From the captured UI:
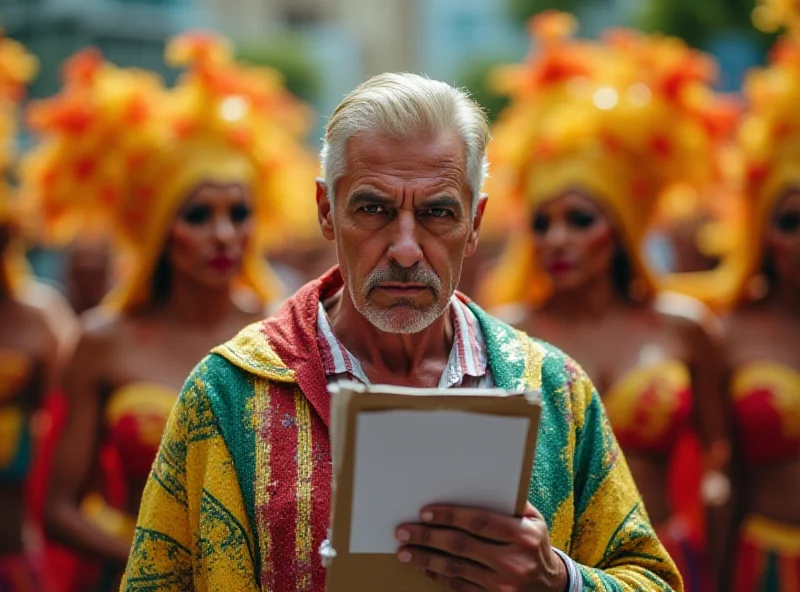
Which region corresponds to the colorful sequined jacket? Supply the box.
[121,268,682,592]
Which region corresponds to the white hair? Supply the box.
[319,73,490,215]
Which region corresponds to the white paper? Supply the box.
[348,409,531,554]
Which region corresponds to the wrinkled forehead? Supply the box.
[342,130,469,196]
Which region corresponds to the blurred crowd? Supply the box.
[0,0,798,590]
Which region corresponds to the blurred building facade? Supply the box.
[2,0,213,101]
[418,0,527,82]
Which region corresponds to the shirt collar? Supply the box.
[316,295,488,388]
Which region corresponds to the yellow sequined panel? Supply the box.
[213,322,295,382]
[517,329,545,392]
[187,385,259,591]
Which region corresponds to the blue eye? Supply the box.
[427,208,451,218]
[362,205,386,215]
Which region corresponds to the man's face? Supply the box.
[317,130,486,333]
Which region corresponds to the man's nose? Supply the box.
[387,210,423,268]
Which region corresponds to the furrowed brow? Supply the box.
[347,189,395,209]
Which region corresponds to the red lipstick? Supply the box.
[547,259,576,274]
[208,255,236,272]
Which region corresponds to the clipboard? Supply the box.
[322,380,542,592]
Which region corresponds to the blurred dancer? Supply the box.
[479,14,733,590]
[0,33,59,591]
[21,33,314,589]
[653,186,723,275]
[266,206,336,293]
[456,179,515,297]
[721,2,800,589]
[63,238,111,315]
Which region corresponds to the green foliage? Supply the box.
[633,0,773,50]
[507,0,583,24]
[237,36,321,103]
[457,57,512,122]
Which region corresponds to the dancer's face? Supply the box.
[167,182,254,290]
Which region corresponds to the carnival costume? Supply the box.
[718,2,800,589]
[0,31,53,592]
[0,31,38,480]
[477,13,737,590]
[20,32,316,579]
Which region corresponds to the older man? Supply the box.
[122,74,681,592]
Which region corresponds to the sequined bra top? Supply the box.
[602,360,693,457]
[0,349,34,483]
[732,362,800,465]
[104,382,178,481]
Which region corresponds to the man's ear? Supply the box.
[465,192,488,258]
[316,178,335,241]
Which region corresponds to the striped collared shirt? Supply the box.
[316,296,493,388]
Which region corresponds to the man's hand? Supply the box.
[395,503,569,592]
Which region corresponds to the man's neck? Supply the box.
[325,288,455,385]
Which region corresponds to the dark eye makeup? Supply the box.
[567,209,597,229]
[775,211,800,234]
[180,203,252,225]
[181,204,213,225]
[532,208,597,234]
[230,203,252,224]
[532,213,549,234]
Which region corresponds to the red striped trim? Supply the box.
[265,382,301,591]
[309,407,333,592]
[256,381,332,592]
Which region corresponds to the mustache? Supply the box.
[363,263,442,296]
